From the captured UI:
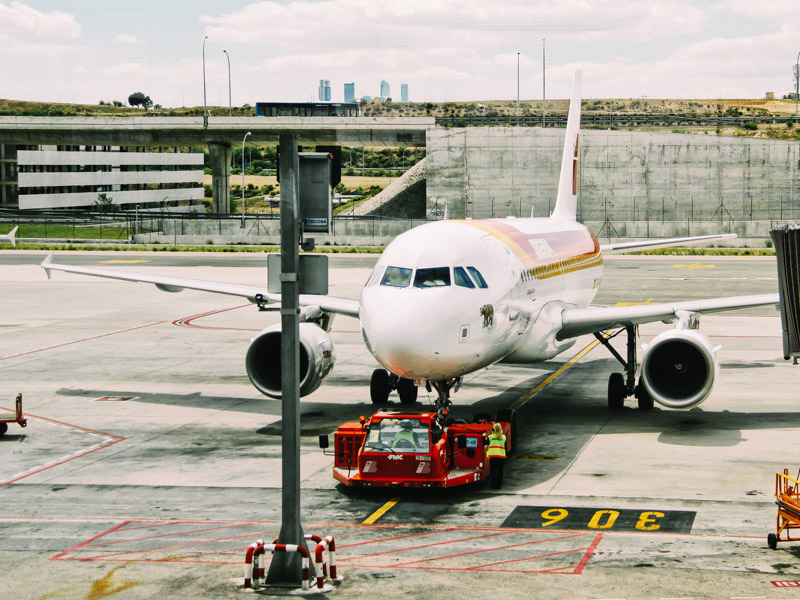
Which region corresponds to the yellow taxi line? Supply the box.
[363,497,401,524]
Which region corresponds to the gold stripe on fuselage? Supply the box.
[459,219,603,280]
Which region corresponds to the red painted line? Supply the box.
[0,321,167,361]
[573,532,603,574]
[110,519,270,534]
[336,527,458,552]
[338,530,514,562]
[51,521,131,561]
[84,523,265,549]
[172,305,258,332]
[390,532,588,568]
[0,411,125,488]
[56,529,280,562]
[466,543,595,571]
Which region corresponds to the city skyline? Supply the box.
[1,1,798,108]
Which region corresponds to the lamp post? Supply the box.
[223,49,232,117]
[795,51,799,119]
[542,38,546,127]
[516,52,520,118]
[241,131,251,228]
[202,36,208,127]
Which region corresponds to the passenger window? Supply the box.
[380,266,413,288]
[414,267,450,288]
[453,267,475,288]
[467,267,488,289]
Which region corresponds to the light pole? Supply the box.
[223,49,232,117]
[795,51,799,119]
[516,52,520,118]
[202,36,208,127]
[542,39,546,127]
[241,131,251,228]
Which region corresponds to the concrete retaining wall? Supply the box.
[427,128,800,223]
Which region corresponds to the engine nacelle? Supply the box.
[640,328,720,409]
[245,322,335,398]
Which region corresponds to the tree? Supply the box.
[94,193,114,212]
[128,92,153,109]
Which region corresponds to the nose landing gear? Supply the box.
[370,369,418,405]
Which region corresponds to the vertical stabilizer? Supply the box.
[551,70,582,220]
[2,226,17,246]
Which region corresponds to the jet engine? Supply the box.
[639,328,719,409]
[245,322,335,398]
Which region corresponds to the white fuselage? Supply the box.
[359,216,604,381]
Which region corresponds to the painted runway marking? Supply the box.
[673,263,715,271]
[363,497,401,524]
[99,260,151,264]
[52,520,601,575]
[0,321,167,361]
[0,409,125,488]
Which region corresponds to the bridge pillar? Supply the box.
[209,142,232,214]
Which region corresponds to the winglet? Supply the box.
[41,252,54,280]
[551,69,582,221]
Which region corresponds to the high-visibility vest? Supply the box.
[486,433,506,458]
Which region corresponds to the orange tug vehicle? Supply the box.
[319,408,516,489]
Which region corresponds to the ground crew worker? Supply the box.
[393,420,417,450]
[486,422,507,489]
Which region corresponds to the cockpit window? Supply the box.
[380,266,413,288]
[414,267,450,288]
[467,266,488,289]
[364,418,430,453]
[453,267,475,288]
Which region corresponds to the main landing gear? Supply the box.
[370,369,418,405]
[594,324,654,411]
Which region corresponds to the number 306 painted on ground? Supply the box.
[540,508,665,531]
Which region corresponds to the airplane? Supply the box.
[40,70,779,420]
[0,226,17,246]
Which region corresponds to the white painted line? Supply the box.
[10,472,25,479]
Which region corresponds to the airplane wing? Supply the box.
[40,253,360,318]
[599,233,737,253]
[558,293,779,339]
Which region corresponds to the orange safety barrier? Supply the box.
[769,468,800,549]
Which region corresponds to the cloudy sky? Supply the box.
[1,0,798,108]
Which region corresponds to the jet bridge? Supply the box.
[770,225,800,361]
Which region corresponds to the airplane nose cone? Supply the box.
[361,291,465,379]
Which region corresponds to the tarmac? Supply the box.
[1,250,798,600]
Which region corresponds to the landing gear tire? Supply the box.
[608,373,626,410]
[496,408,518,455]
[0,422,7,436]
[397,378,418,405]
[768,533,778,550]
[370,369,391,404]
[635,382,654,410]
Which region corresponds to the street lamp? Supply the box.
[542,38,546,127]
[202,36,208,127]
[223,49,232,117]
[241,131,251,228]
[516,52,520,118]
[795,51,799,119]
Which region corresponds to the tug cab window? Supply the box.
[467,266,488,288]
[414,267,450,288]
[364,418,430,453]
[380,266,413,288]
[453,266,475,288]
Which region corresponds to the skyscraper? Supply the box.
[401,83,408,102]
[344,83,355,104]
[318,79,331,102]
[380,79,390,99]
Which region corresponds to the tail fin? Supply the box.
[3,226,17,246]
[551,70,582,221]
